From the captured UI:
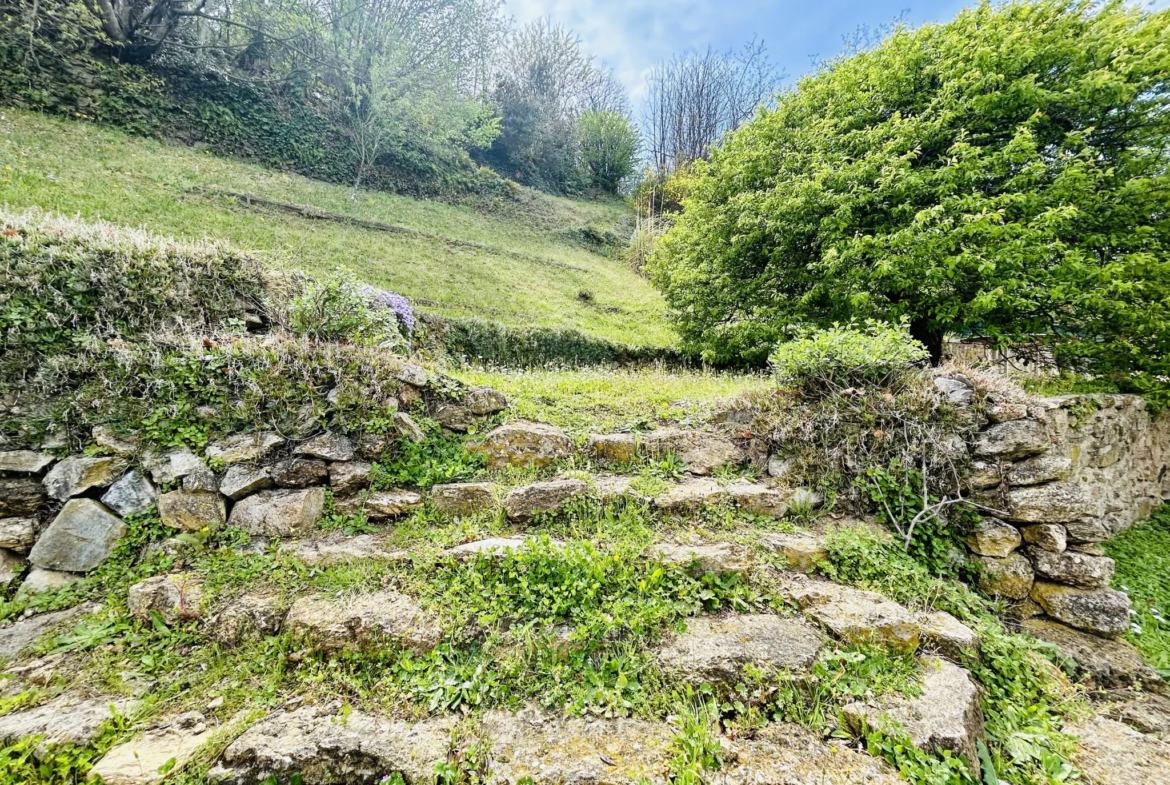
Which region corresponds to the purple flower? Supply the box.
[359,285,416,338]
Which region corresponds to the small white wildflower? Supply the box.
[1131,623,1142,634]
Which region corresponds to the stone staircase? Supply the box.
[2,377,1170,784]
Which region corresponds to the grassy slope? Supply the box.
[0,109,674,348]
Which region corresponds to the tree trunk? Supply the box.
[910,318,944,366]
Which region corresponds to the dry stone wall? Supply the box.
[964,392,1170,638]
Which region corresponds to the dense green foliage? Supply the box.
[0,210,264,382]
[578,111,640,193]
[650,1,1170,368]
[1106,505,1170,676]
[434,316,685,368]
[0,0,503,197]
[770,322,928,395]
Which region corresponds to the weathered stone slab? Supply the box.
[91,712,217,785]
[728,481,788,517]
[467,386,507,415]
[0,603,94,658]
[917,610,981,660]
[480,709,673,785]
[143,449,206,486]
[0,548,21,587]
[91,426,141,457]
[228,488,325,537]
[158,490,226,532]
[712,722,902,785]
[101,470,157,517]
[362,490,424,519]
[1021,523,1067,553]
[0,451,54,474]
[218,465,273,500]
[0,478,46,517]
[431,482,497,516]
[587,433,638,464]
[128,573,204,624]
[17,567,79,595]
[789,581,920,654]
[656,614,822,684]
[1022,618,1165,693]
[327,461,371,495]
[43,456,127,500]
[205,432,283,466]
[208,705,453,785]
[654,478,727,511]
[1030,582,1131,637]
[1069,716,1170,785]
[641,428,745,475]
[209,592,285,646]
[183,468,218,493]
[973,551,1034,599]
[1028,547,1114,589]
[286,590,443,653]
[502,479,586,522]
[433,403,471,432]
[29,499,125,572]
[0,517,36,553]
[443,537,534,561]
[393,363,429,387]
[1065,518,1111,544]
[468,421,573,469]
[966,518,1021,558]
[1002,482,1104,524]
[296,432,356,462]
[843,658,986,775]
[271,458,328,488]
[649,542,753,573]
[971,420,1050,460]
[1103,693,1170,739]
[278,535,407,567]
[393,412,427,443]
[763,533,828,573]
[0,694,138,751]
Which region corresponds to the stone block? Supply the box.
[468,421,573,469]
[1030,581,1131,637]
[43,456,127,500]
[29,499,125,572]
[228,488,326,537]
[158,490,226,532]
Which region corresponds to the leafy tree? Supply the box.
[578,110,638,193]
[478,19,628,194]
[649,1,1170,369]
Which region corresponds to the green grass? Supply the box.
[0,108,673,348]
[450,365,770,435]
[1106,506,1170,675]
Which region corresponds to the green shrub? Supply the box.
[0,209,264,380]
[650,1,1170,368]
[288,270,409,353]
[432,315,686,368]
[769,322,928,395]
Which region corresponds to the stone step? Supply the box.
[207,703,901,785]
[655,613,823,684]
[842,657,987,776]
[782,575,921,654]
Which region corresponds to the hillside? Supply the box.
[2,206,1170,785]
[0,109,674,352]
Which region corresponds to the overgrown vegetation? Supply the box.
[651,0,1170,374]
[0,110,672,352]
[1106,505,1170,676]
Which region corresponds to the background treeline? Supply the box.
[0,0,648,198]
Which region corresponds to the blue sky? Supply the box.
[504,0,1170,107]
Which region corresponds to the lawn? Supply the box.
[0,109,674,348]
[451,365,771,436]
